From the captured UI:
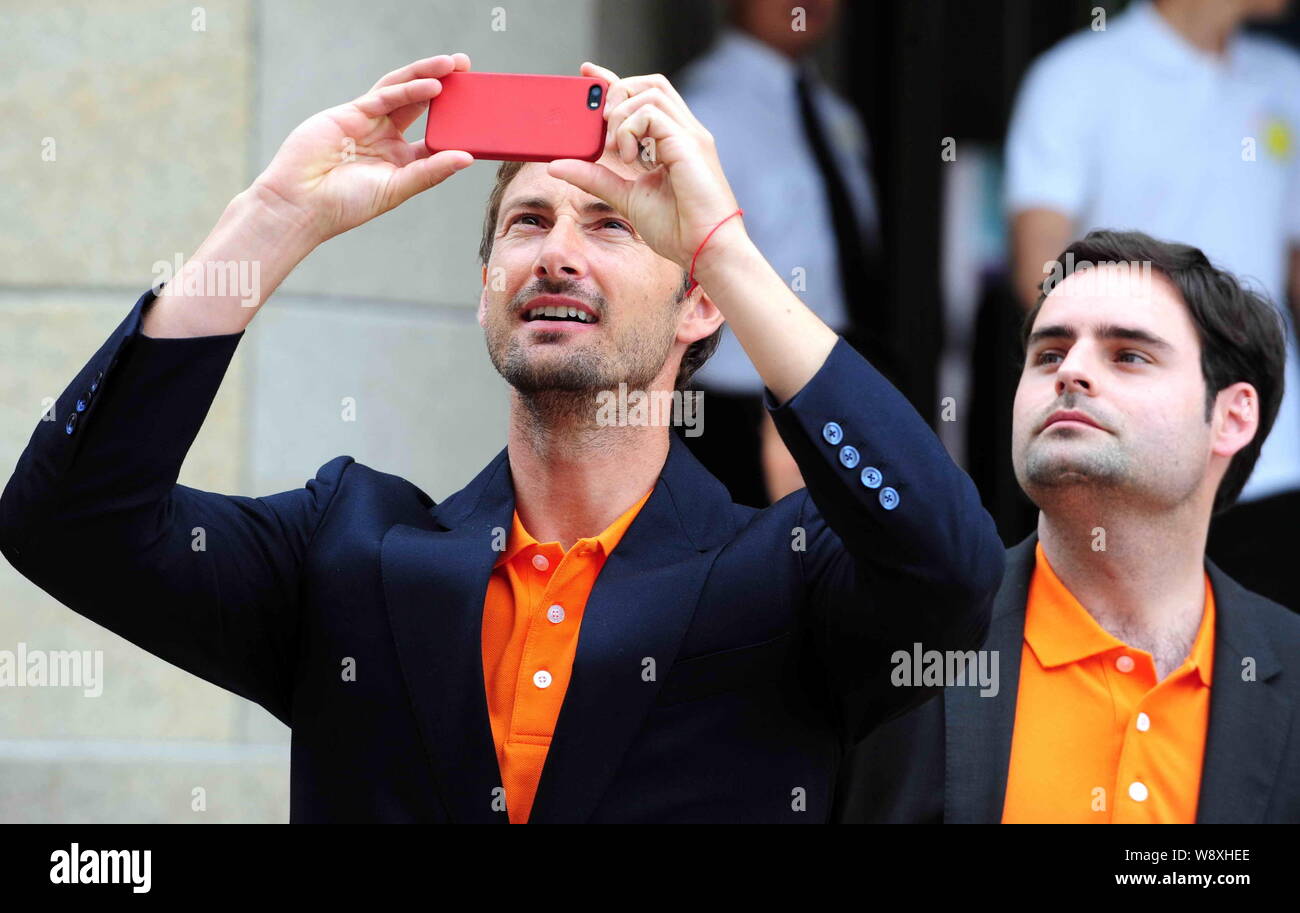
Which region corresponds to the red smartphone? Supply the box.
[424,72,608,163]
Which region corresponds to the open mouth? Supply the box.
[522,305,598,324]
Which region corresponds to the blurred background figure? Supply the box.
[1005,0,1300,610]
[672,0,891,507]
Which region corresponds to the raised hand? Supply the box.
[248,53,476,245]
[546,63,743,273]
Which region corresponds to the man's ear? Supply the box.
[478,266,489,328]
[677,285,725,346]
[1211,381,1260,461]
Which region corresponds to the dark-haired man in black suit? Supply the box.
[839,231,1300,823]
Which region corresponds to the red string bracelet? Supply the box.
[686,208,744,294]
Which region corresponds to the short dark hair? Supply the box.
[1020,229,1287,515]
[478,160,721,391]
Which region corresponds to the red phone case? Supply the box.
[424,72,608,163]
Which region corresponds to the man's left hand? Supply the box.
[547,63,743,272]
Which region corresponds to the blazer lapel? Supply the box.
[380,447,515,823]
[941,537,1290,823]
[944,533,1033,823]
[1196,561,1287,823]
[527,432,736,823]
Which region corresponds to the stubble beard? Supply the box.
[1021,427,1133,492]
[484,284,684,432]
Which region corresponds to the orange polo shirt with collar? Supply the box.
[1001,542,1216,823]
[481,486,654,824]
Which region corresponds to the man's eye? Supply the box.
[1034,351,1062,365]
[601,219,631,232]
[512,214,542,227]
[1117,351,1149,364]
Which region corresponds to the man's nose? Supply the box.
[533,217,588,282]
[1054,346,1094,395]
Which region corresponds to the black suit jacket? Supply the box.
[0,288,1004,822]
[838,533,1300,823]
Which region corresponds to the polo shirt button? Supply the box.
[879,486,899,510]
[532,554,549,572]
[89,370,103,394]
[1115,654,1135,673]
[75,398,88,413]
[1128,781,1149,802]
[860,466,882,489]
[532,670,552,689]
[838,444,860,468]
[1135,712,1151,732]
[547,604,565,624]
[822,421,843,445]
[64,412,78,435]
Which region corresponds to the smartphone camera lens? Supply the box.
[588,84,602,109]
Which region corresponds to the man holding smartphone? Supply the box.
[0,54,1001,822]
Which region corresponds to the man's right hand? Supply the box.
[249,53,476,246]
[143,54,475,339]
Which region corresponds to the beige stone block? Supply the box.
[0,0,253,286]
[0,756,288,823]
[0,575,268,743]
[246,299,510,501]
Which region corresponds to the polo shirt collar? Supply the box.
[492,508,544,569]
[492,485,653,569]
[1189,578,1216,687]
[1025,541,1215,686]
[1024,541,1122,668]
[1127,0,1243,76]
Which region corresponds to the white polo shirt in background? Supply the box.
[677,26,880,395]
[1005,0,1300,502]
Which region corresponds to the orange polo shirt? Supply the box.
[481,487,653,824]
[1001,542,1216,823]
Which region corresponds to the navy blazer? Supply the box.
[837,534,1300,823]
[0,288,1003,822]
